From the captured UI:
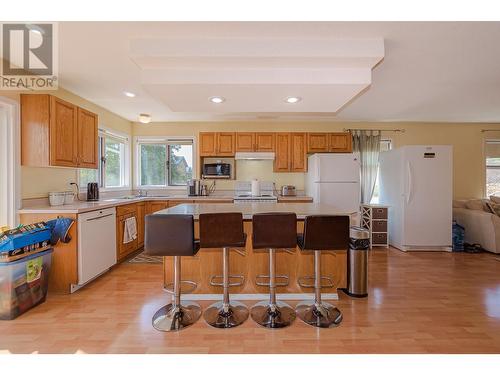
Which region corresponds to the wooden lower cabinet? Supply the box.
[146,201,169,214]
[116,202,148,262]
[19,213,78,294]
[136,202,145,248]
[116,211,138,261]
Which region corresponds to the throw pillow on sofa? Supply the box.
[490,195,500,204]
[465,199,490,212]
[486,201,500,216]
[453,200,468,208]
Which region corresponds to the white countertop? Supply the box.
[18,195,235,214]
[155,202,354,220]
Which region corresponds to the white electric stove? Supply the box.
[233,181,278,203]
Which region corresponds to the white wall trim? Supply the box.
[133,135,197,189]
[0,96,21,227]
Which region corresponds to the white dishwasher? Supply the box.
[72,207,117,293]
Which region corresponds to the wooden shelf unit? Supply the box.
[361,204,389,249]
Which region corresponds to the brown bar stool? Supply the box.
[296,215,349,328]
[251,212,297,328]
[144,214,201,332]
[199,212,249,328]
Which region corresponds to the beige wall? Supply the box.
[0,88,132,199]
[3,83,500,200]
[133,121,500,199]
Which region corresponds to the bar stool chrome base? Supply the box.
[296,301,342,328]
[152,301,202,332]
[250,301,296,329]
[204,301,249,329]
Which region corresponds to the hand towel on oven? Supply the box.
[123,217,137,244]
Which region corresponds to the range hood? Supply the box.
[234,152,275,160]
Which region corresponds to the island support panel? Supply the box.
[163,220,347,296]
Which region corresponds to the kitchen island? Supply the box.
[156,203,355,298]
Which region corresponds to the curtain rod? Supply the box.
[481,129,500,133]
[343,128,406,133]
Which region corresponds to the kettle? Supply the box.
[87,182,99,201]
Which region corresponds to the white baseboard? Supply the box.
[180,293,338,301]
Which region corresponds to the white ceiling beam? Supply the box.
[140,67,372,85]
[130,37,384,60]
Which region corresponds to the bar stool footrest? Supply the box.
[255,274,289,287]
[298,275,334,289]
[163,280,197,294]
[209,274,245,287]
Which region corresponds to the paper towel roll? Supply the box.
[251,179,260,196]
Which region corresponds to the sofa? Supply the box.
[453,198,500,254]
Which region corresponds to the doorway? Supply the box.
[0,96,20,228]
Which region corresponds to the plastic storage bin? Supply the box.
[0,248,53,320]
[452,221,465,252]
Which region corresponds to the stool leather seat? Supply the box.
[297,215,349,251]
[252,212,297,250]
[199,212,246,248]
[145,214,200,256]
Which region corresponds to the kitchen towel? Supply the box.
[123,217,137,244]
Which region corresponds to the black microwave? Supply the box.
[202,162,231,179]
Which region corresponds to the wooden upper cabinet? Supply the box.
[307,133,329,153]
[274,133,291,172]
[329,132,353,153]
[235,132,275,152]
[199,132,235,156]
[77,108,98,168]
[216,132,235,156]
[290,133,307,172]
[199,132,217,156]
[21,94,50,167]
[21,94,98,168]
[49,97,78,167]
[235,132,255,152]
[255,133,275,151]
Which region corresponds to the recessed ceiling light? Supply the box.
[209,96,225,104]
[285,96,301,104]
[124,91,136,98]
[138,114,152,124]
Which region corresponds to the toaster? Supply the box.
[281,185,296,196]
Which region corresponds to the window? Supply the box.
[136,138,194,187]
[485,140,500,197]
[78,130,129,190]
[370,139,392,204]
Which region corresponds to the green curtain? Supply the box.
[352,130,381,204]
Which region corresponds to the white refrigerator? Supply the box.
[379,145,452,251]
[305,153,361,213]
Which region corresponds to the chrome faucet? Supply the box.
[137,189,148,197]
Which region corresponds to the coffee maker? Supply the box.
[87,182,99,201]
[187,179,201,196]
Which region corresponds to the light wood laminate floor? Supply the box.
[1,248,500,354]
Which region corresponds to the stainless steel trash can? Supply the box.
[345,226,369,298]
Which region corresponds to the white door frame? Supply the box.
[0,96,21,227]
